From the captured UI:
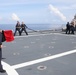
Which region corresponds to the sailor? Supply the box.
[66,22,70,34]
[14,21,21,36]
[0,30,6,73]
[70,22,75,34]
[20,22,28,35]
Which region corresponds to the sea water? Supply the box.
[0,24,63,32]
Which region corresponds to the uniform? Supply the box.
[14,21,21,36]
[0,32,6,73]
[66,22,70,34]
[21,23,28,35]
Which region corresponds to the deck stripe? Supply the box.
[2,61,19,75]
[11,49,76,69]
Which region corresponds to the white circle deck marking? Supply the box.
[31,42,35,44]
[13,53,16,55]
[49,46,54,48]
[2,61,19,75]
[24,46,29,48]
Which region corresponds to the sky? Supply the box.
[0,0,76,25]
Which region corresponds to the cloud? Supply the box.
[49,4,67,21]
[12,13,20,21]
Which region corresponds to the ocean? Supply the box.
[0,24,63,32]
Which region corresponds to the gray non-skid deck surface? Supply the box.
[1,31,76,75]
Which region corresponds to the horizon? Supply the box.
[0,23,66,31]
